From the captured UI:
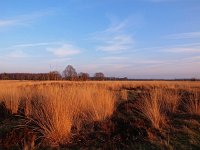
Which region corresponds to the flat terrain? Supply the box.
[0,81,200,149]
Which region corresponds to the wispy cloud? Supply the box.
[92,17,135,52]
[166,31,200,39]
[101,56,128,61]
[97,35,134,52]
[0,20,16,27]
[190,56,200,61]
[8,50,28,58]
[136,43,200,54]
[143,0,177,2]
[12,42,54,48]
[47,43,81,57]
[1,41,81,59]
[0,9,53,29]
[164,47,200,53]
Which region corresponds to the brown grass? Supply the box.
[138,88,181,129]
[186,89,200,115]
[0,82,116,146]
[160,88,180,113]
[138,89,167,129]
[0,80,200,146]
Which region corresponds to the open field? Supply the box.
[0,80,200,149]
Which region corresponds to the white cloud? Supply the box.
[0,20,17,27]
[137,43,200,54]
[190,56,200,60]
[13,42,54,48]
[143,0,177,2]
[166,31,200,39]
[49,58,72,63]
[0,10,53,29]
[92,17,135,52]
[47,43,80,57]
[165,47,200,53]
[101,56,128,61]
[104,17,131,33]
[8,50,28,58]
[97,35,134,52]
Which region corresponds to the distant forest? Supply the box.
[0,65,199,81]
[0,72,129,81]
[0,65,128,81]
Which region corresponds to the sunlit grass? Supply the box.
[0,80,200,146]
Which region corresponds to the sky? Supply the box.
[0,0,200,79]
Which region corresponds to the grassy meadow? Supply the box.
[0,80,200,149]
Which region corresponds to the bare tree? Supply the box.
[63,65,77,80]
[94,72,104,80]
[78,72,89,81]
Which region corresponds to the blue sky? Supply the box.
[0,0,200,79]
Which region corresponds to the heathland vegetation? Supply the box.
[0,80,200,149]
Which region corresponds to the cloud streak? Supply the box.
[166,31,200,39]
[143,0,178,2]
[12,42,54,48]
[0,20,17,27]
[136,43,200,54]
[92,17,135,52]
[8,50,28,58]
[0,9,53,29]
[47,43,80,57]
[164,47,200,53]
[97,35,134,52]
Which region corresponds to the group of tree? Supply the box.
[0,65,108,81]
[62,65,104,81]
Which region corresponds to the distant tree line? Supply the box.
[0,72,62,81]
[1,65,198,81]
[0,65,119,81]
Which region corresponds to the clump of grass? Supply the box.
[24,84,116,146]
[0,82,116,146]
[160,89,180,114]
[0,88,21,114]
[29,95,72,146]
[138,88,181,129]
[186,90,200,115]
[120,89,128,101]
[138,89,167,129]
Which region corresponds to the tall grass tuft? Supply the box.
[160,88,180,114]
[138,89,167,129]
[186,90,200,115]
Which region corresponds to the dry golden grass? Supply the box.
[0,80,200,145]
[138,88,181,129]
[186,89,200,115]
[159,88,180,113]
[0,81,116,146]
[138,89,167,129]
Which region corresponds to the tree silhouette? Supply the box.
[94,72,104,80]
[63,65,77,80]
[78,72,89,81]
